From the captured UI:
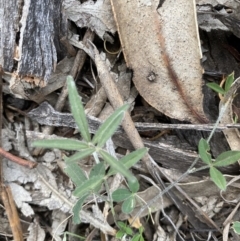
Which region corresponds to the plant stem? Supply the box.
[93,152,100,164]
[188,164,210,173]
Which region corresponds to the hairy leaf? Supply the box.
[92,104,129,147]
[89,162,105,178]
[67,76,91,142]
[72,194,89,224]
[33,139,89,150]
[65,148,95,162]
[198,138,212,165]
[213,151,240,167]
[73,175,103,197]
[64,162,87,186]
[112,188,131,202]
[107,148,147,176]
[99,150,135,183]
[209,167,226,190]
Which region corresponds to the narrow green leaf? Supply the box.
[112,188,132,202]
[33,139,89,151]
[116,231,124,239]
[99,150,135,183]
[67,76,91,142]
[132,234,141,241]
[73,175,103,197]
[206,82,226,95]
[107,148,148,176]
[117,221,133,235]
[64,148,95,162]
[209,167,226,190]
[125,225,134,236]
[198,138,212,165]
[64,162,87,186]
[117,221,127,230]
[225,72,234,92]
[122,196,136,214]
[89,162,105,179]
[140,235,145,241]
[92,104,129,147]
[232,221,240,234]
[72,194,89,224]
[213,151,240,167]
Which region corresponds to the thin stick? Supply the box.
[1,185,24,241]
[0,147,37,169]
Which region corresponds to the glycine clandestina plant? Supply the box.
[197,72,240,190]
[198,138,240,190]
[33,76,147,223]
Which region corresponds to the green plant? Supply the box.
[198,138,240,190]
[206,72,234,95]
[232,221,240,234]
[131,73,240,220]
[33,76,147,223]
[116,221,145,241]
[200,72,240,190]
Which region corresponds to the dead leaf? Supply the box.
[64,0,116,41]
[51,210,69,241]
[196,0,239,9]
[27,219,46,241]
[197,2,240,38]
[128,217,142,229]
[9,183,34,217]
[110,0,208,123]
[197,5,229,32]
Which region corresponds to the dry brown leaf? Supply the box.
[110,0,208,123]
[197,5,230,32]
[64,0,116,40]
[27,219,46,241]
[128,217,142,229]
[196,0,239,8]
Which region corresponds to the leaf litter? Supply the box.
[1,0,240,240]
